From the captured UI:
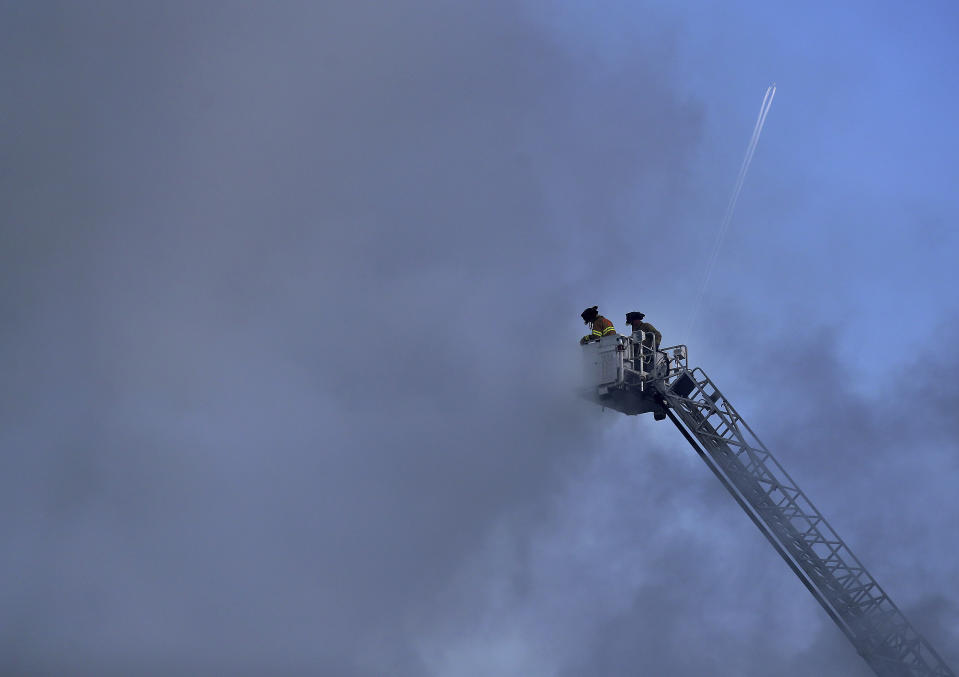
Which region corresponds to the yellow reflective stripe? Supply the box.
[602,326,616,335]
[591,330,602,337]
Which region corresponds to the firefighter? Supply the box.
[580,306,616,345]
[626,312,661,350]
[626,311,662,371]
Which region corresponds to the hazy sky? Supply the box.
[2,2,957,675]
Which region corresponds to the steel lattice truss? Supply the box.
[663,366,954,677]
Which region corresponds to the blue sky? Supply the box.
[547,0,959,380]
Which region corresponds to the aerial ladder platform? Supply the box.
[581,328,955,677]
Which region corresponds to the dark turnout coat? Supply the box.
[632,321,662,349]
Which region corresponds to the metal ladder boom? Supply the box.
[662,366,955,677]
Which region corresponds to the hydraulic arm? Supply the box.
[581,334,955,677]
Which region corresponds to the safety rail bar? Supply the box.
[628,335,688,387]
